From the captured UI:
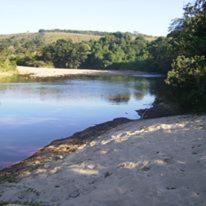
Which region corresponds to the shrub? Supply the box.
[16,56,52,68]
[0,58,16,72]
[166,55,206,111]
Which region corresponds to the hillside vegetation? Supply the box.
[0,31,101,43]
[0,30,155,44]
[42,32,101,43]
[0,30,158,70]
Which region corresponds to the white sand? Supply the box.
[17,66,160,79]
[0,115,206,206]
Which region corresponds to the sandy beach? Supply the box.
[0,115,206,206]
[17,66,161,79]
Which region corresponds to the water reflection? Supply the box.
[0,75,158,169]
[108,93,130,104]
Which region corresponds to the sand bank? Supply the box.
[0,115,206,206]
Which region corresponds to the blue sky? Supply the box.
[0,0,189,36]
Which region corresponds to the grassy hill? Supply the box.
[143,34,159,42]
[0,30,158,45]
[42,32,101,43]
[0,32,101,44]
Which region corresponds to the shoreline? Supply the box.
[0,118,131,182]
[137,98,182,119]
[0,114,205,205]
[0,100,178,178]
[0,71,18,81]
[16,66,162,79]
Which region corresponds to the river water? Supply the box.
[0,75,159,169]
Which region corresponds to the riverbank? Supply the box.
[0,71,18,82]
[137,98,182,119]
[0,115,206,206]
[17,66,161,79]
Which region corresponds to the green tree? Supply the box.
[43,40,90,68]
[166,55,206,111]
[85,32,148,69]
[165,0,206,111]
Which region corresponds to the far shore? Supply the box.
[0,70,17,79]
[17,66,162,79]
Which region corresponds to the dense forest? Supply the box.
[0,0,205,111]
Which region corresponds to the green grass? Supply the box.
[0,32,101,44]
[143,34,159,42]
[43,32,101,43]
[0,32,38,42]
[0,59,16,72]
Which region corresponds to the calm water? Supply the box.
[0,76,158,169]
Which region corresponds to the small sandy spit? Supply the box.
[17,66,161,79]
[0,115,206,206]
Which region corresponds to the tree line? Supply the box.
[38,29,109,36]
[15,32,152,71]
